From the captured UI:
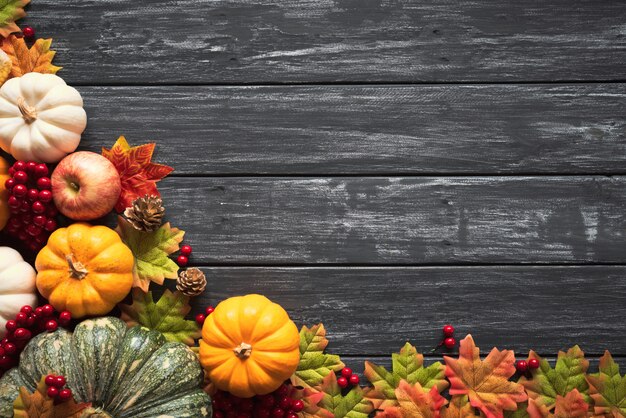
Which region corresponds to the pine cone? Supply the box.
[124,195,165,232]
[177,267,207,297]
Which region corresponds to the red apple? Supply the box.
[52,151,121,220]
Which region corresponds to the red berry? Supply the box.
[443,337,456,349]
[33,215,46,227]
[13,161,26,171]
[349,374,360,386]
[341,367,352,378]
[26,224,42,236]
[12,184,27,197]
[278,396,291,409]
[31,201,45,214]
[7,196,20,208]
[34,164,48,178]
[58,388,72,401]
[13,328,31,340]
[39,190,52,203]
[13,171,28,184]
[15,312,28,325]
[45,375,56,386]
[180,244,193,256]
[443,324,455,337]
[528,358,540,370]
[59,311,71,326]
[26,188,39,202]
[53,375,66,388]
[26,162,36,172]
[176,255,188,267]
[47,386,59,398]
[291,399,304,413]
[275,384,289,397]
[271,408,285,418]
[44,219,57,232]
[205,306,215,315]
[195,314,206,325]
[42,304,54,317]
[3,343,16,355]
[4,177,14,191]
[337,376,349,388]
[37,177,51,190]
[5,320,17,332]
[45,320,58,332]
[35,307,43,316]
[286,414,298,418]
[516,360,528,373]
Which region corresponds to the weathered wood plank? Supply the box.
[76,84,626,175]
[159,176,626,264]
[190,266,626,355]
[22,0,626,84]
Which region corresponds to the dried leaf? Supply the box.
[119,288,201,346]
[0,0,29,37]
[291,324,345,389]
[586,351,626,417]
[0,49,11,85]
[441,396,480,418]
[13,377,91,417]
[1,35,61,77]
[310,373,374,418]
[365,342,448,410]
[375,381,445,418]
[519,347,590,410]
[444,335,527,418]
[116,216,184,291]
[102,136,174,212]
[527,389,588,418]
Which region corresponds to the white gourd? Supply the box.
[0,247,37,338]
[0,72,87,162]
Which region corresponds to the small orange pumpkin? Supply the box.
[35,222,134,318]
[0,156,9,231]
[199,294,300,398]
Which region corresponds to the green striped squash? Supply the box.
[0,317,211,418]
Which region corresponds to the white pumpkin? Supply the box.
[0,72,87,162]
[0,247,37,338]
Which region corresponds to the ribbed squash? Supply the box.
[35,223,134,318]
[0,156,9,231]
[0,317,211,417]
[199,294,300,398]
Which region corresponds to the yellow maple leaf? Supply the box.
[444,335,527,418]
[1,35,62,78]
[375,381,445,418]
[440,395,480,418]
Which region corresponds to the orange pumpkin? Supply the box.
[199,294,300,398]
[0,156,9,231]
[35,222,134,318]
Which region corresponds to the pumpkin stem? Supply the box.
[17,96,37,124]
[234,342,253,359]
[66,254,88,280]
[80,407,113,418]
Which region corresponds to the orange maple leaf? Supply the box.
[444,335,527,418]
[375,381,445,418]
[527,389,588,418]
[13,377,91,417]
[1,35,62,78]
[102,136,174,212]
[0,0,30,37]
[440,396,479,418]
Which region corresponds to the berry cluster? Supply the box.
[195,305,215,326]
[177,244,193,267]
[44,374,73,401]
[0,305,71,377]
[4,161,59,252]
[337,367,359,388]
[516,357,540,375]
[442,324,456,349]
[212,384,304,418]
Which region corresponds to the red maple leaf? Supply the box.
[102,136,173,212]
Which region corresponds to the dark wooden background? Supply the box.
[18,0,626,373]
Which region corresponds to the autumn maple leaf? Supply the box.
[13,377,91,417]
[102,136,174,212]
[0,0,29,37]
[440,396,480,418]
[526,389,588,418]
[586,351,626,417]
[375,381,445,418]
[444,335,527,418]
[1,35,61,78]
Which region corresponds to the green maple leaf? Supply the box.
[314,373,373,418]
[116,216,184,291]
[119,288,201,346]
[586,351,626,417]
[0,0,29,37]
[519,347,589,410]
[291,324,345,388]
[364,342,448,410]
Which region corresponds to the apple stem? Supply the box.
[17,97,37,124]
[66,254,88,280]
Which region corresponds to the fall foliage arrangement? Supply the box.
[0,4,624,418]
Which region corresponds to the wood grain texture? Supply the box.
[77,84,626,175]
[158,176,626,264]
[190,266,626,355]
[21,0,626,84]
